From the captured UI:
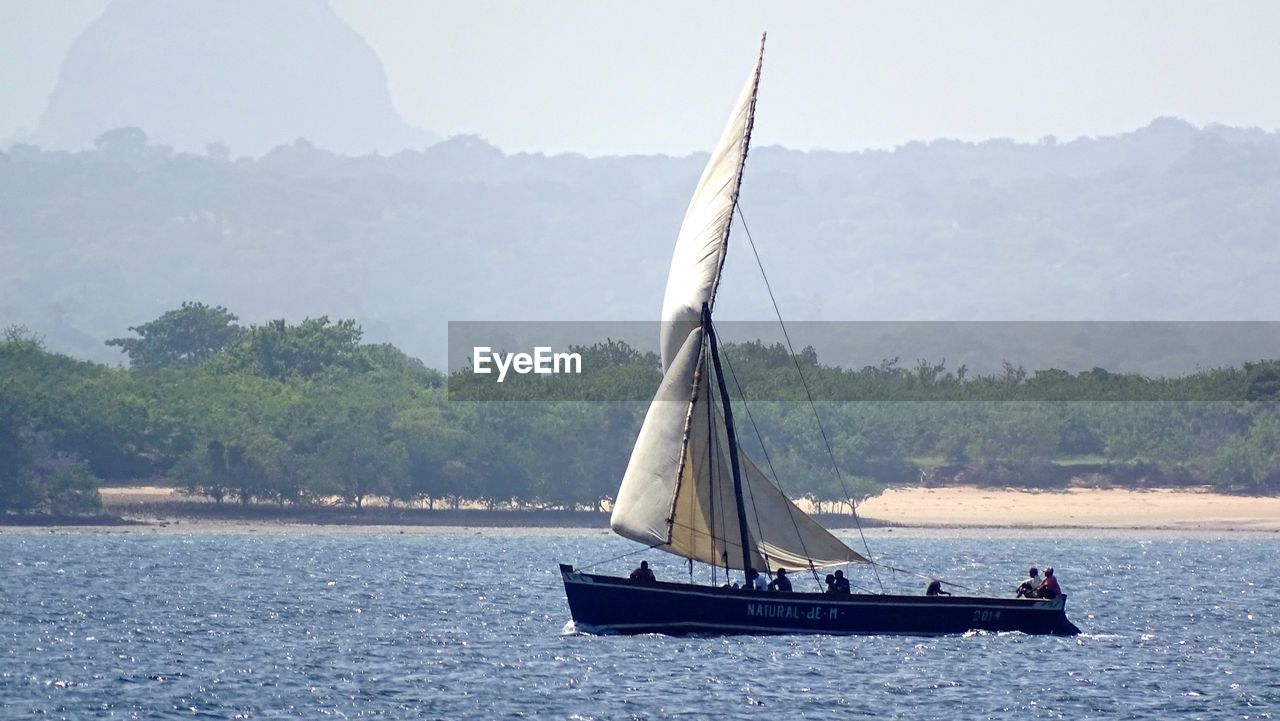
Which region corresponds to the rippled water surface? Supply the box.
[2,528,1277,719]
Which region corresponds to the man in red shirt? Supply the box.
[1035,567,1061,599]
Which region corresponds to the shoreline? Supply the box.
[3,485,1278,535]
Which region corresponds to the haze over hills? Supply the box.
[22,0,435,156]
[6,0,1277,374]
[3,118,1280,370]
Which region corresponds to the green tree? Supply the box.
[0,421,101,516]
[1244,362,1280,401]
[393,403,469,508]
[107,302,244,368]
[220,317,367,380]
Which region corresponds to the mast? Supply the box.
[702,302,754,576]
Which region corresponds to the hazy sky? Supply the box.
[4,1,1280,155]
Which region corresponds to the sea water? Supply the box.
[1,528,1276,719]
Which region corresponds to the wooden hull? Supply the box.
[560,564,1081,636]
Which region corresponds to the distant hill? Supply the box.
[3,119,1280,368]
[25,0,434,156]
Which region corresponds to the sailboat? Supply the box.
[559,36,1080,637]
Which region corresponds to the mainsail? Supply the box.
[610,36,867,572]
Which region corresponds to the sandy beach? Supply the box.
[856,486,1280,532]
[3,485,1277,534]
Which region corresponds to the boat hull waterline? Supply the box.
[561,565,1081,636]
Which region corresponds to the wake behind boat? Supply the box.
[559,35,1080,638]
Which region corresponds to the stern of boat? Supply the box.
[1051,593,1082,636]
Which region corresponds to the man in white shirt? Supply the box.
[1015,567,1041,598]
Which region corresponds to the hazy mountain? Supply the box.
[3,119,1280,369]
[25,0,435,156]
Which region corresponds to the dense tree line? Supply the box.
[3,304,1279,517]
[1,307,633,516]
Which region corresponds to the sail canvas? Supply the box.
[610,36,865,572]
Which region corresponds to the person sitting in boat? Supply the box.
[629,560,656,583]
[1015,567,1041,598]
[925,579,951,596]
[825,574,837,593]
[1032,567,1061,599]
[833,570,851,595]
[746,569,768,591]
[767,568,793,592]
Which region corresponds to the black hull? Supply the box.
[561,564,1080,637]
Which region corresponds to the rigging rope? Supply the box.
[864,560,993,596]
[733,204,884,592]
[578,544,660,572]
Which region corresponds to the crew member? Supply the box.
[1035,567,1061,599]
[629,560,656,583]
[1016,567,1041,598]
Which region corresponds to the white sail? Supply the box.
[658,41,762,370]
[610,36,867,572]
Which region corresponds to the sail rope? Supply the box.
[577,544,661,572]
[710,318,823,591]
[866,560,994,597]
[733,204,884,592]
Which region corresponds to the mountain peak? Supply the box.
[30,0,434,156]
